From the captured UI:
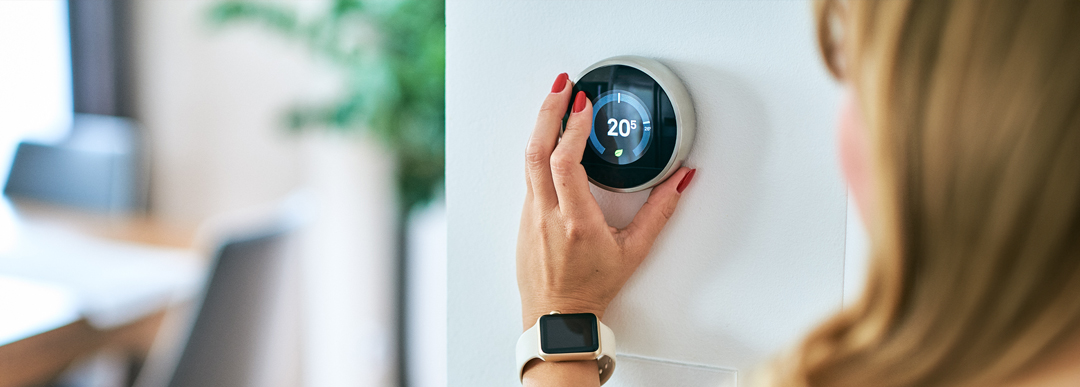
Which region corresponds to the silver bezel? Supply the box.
[573,56,696,193]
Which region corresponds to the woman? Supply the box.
[516,1,1080,386]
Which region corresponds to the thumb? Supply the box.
[620,167,696,257]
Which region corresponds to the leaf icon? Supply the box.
[614,149,623,157]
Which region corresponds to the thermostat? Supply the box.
[568,56,695,192]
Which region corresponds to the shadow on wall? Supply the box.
[597,61,775,373]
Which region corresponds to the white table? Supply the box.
[0,198,202,387]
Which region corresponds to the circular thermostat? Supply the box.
[568,56,695,192]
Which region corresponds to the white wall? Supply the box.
[447,2,848,386]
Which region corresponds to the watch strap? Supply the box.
[515,323,540,382]
[597,322,616,384]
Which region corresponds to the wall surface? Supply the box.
[447,1,848,386]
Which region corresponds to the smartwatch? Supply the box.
[515,312,617,384]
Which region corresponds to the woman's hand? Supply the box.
[517,73,697,330]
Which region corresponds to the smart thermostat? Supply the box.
[568,56,695,192]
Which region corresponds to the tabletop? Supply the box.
[0,197,202,387]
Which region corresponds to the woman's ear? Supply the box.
[838,89,873,226]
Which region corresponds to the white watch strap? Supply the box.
[516,323,540,382]
[515,318,617,385]
[598,323,616,384]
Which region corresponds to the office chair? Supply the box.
[134,195,306,387]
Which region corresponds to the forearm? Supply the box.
[522,359,601,387]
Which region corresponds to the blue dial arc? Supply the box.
[588,91,653,161]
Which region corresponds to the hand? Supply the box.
[517,73,697,330]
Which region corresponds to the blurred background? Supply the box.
[0,1,445,387]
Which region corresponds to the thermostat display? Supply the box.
[569,56,695,192]
[591,90,653,165]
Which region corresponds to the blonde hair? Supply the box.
[773,1,1080,386]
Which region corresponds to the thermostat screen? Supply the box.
[572,65,679,189]
[591,90,652,165]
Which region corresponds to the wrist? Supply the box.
[522,300,606,331]
[521,358,600,386]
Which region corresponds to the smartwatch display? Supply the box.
[539,313,600,354]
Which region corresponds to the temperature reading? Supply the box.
[588,88,652,165]
[606,118,637,137]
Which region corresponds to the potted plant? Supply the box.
[207,0,444,385]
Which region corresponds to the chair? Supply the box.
[3,114,146,214]
[134,195,307,387]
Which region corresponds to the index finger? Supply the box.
[550,91,602,218]
[524,73,573,209]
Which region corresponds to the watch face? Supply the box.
[571,64,679,190]
[539,313,599,354]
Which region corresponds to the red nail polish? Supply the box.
[551,73,569,93]
[572,91,587,113]
[677,169,697,193]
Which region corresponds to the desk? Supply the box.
[0,199,200,387]
[0,312,165,387]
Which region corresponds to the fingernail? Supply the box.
[551,73,569,93]
[676,169,697,193]
[572,91,587,113]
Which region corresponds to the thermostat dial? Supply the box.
[568,56,696,193]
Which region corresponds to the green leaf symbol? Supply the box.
[614,149,623,157]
